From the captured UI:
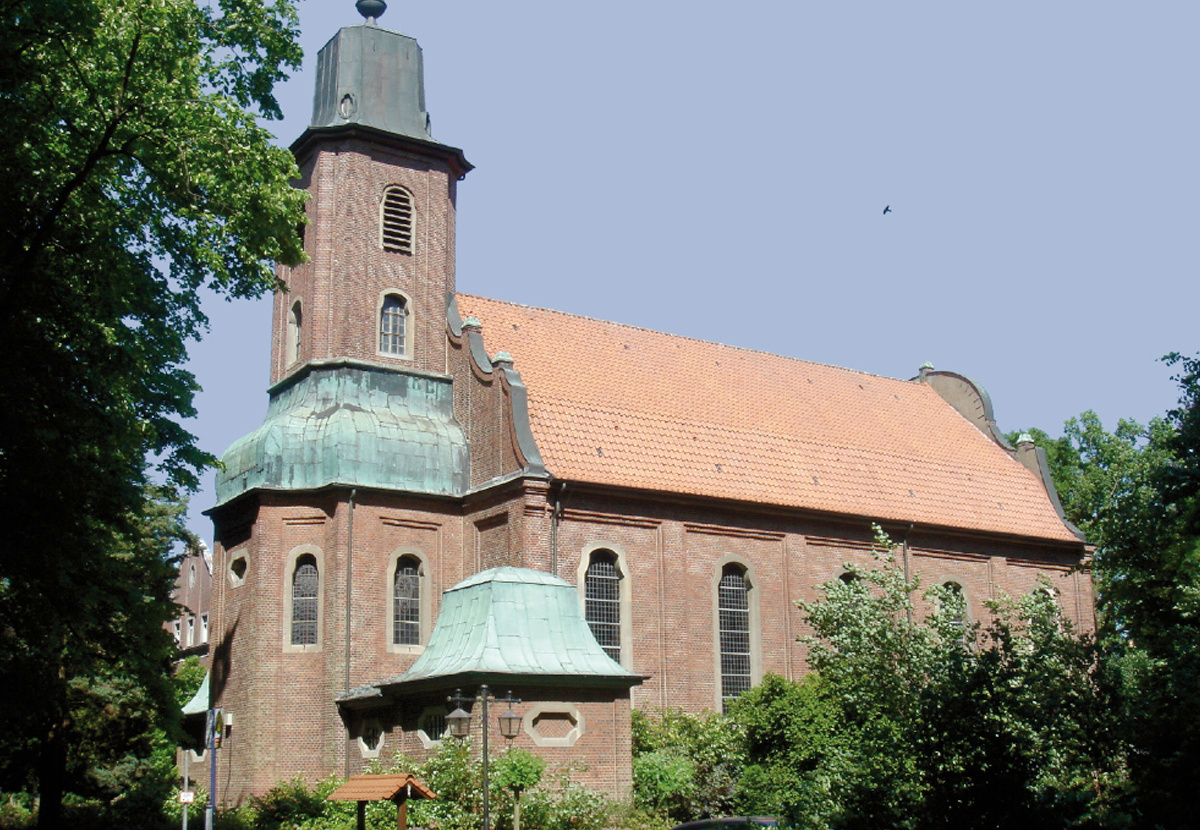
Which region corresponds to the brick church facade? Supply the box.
[203,4,1092,806]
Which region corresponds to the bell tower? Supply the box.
[208,3,475,799]
[270,0,471,382]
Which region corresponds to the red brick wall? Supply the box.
[206,122,1095,805]
[271,137,459,385]
[345,686,634,799]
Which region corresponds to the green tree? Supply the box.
[727,674,839,825]
[631,707,745,822]
[1017,356,1200,827]
[1007,413,1177,637]
[0,0,305,825]
[1106,353,1200,828]
[790,530,1126,829]
[492,748,545,830]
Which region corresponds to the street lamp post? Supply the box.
[447,686,522,830]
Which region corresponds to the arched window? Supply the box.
[291,554,319,646]
[379,294,408,356]
[381,185,414,254]
[286,300,302,365]
[584,549,621,662]
[393,556,421,646]
[942,581,967,632]
[718,563,751,711]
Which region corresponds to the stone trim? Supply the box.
[523,702,584,748]
[283,544,325,653]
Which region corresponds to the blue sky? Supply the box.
[183,1,1199,541]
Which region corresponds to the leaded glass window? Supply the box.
[393,558,421,646]
[719,564,751,711]
[379,294,407,355]
[585,550,621,662]
[291,555,319,646]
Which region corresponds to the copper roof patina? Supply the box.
[215,363,469,505]
[345,568,642,701]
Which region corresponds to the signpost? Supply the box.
[204,708,222,830]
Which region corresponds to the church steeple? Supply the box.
[269,5,470,385]
[309,2,433,142]
[213,4,476,507]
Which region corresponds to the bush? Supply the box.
[631,708,745,822]
[0,793,35,830]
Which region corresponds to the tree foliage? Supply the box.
[999,352,1200,828]
[631,707,745,822]
[724,530,1128,830]
[728,674,838,822]
[0,0,305,824]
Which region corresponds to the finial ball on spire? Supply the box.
[356,0,387,21]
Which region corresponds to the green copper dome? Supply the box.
[388,567,641,686]
[215,363,469,504]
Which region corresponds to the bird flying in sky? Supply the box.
[883,205,892,215]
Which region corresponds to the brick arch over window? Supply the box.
[712,557,761,712]
[284,545,324,652]
[387,549,431,653]
[377,291,411,358]
[576,543,633,669]
[380,184,414,254]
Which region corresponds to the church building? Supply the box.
[203,1,1092,805]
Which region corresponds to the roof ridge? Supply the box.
[456,293,918,385]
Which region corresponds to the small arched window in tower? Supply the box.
[393,556,421,646]
[718,563,751,712]
[287,301,302,365]
[381,185,414,254]
[291,554,319,646]
[379,294,408,356]
[585,550,621,662]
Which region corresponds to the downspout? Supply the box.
[551,481,568,578]
[902,522,914,624]
[344,488,357,778]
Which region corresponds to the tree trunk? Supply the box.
[36,724,67,830]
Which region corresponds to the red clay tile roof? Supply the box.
[456,294,1079,544]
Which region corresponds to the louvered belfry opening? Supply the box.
[381,185,414,253]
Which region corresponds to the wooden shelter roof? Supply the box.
[327,774,435,803]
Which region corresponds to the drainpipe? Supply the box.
[551,481,568,578]
[902,522,914,624]
[344,488,357,778]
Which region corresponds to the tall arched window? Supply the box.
[942,581,968,635]
[393,556,421,646]
[291,554,319,646]
[718,563,751,711]
[381,185,414,254]
[286,300,302,365]
[379,294,408,356]
[584,549,621,662]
